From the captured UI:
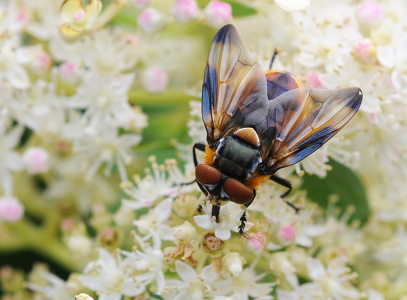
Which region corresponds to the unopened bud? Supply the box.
[222,253,246,277]
[173,221,197,243]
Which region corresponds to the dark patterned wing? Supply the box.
[202,24,268,145]
[265,70,302,101]
[255,87,363,173]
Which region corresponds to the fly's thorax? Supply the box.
[214,128,262,181]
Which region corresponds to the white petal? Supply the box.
[360,94,381,114]
[377,46,394,68]
[154,198,172,222]
[175,260,197,282]
[367,289,385,300]
[283,274,298,290]
[214,227,231,241]
[295,234,313,248]
[307,257,325,280]
[157,224,174,241]
[274,0,310,11]
[305,225,326,237]
[193,215,213,230]
[7,65,30,89]
[200,265,219,285]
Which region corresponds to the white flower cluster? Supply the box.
[0,0,148,216]
[2,0,407,300]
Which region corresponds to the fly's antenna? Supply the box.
[269,49,279,70]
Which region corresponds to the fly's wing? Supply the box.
[202,24,268,145]
[256,87,363,173]
[265,70,302,101]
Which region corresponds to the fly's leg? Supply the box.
[238,191,256,235]
[211,205,220,223]
[189,143,208,212]
[238,211,248,235]
[269,175,300,213]
[193,143,206,167]
[269,49,279,70]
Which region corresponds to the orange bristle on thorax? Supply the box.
[245,173,271,190]
[203,144,216,165]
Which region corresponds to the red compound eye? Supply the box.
[223,178,253,205]
[195,164,222,185]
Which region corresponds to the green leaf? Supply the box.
[109,8,138,28]
[129,90,194,166]
[226,0,257,17]
[197,0,257,17]
[300,159,369,225]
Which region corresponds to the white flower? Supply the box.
[213,267,274,299]
[0,44,33,89]
[164,260,219,299]
[66,72,137,134]
[277,274,319,299]
[134,198,174,241]
[80,248,144,300]
[374,227,407,279]
[307,256,360,299]
[50,28,140,75]
[123,232,166,295]
[0,121,23,194]
[193,201,251,240]
[122,158,181,210]
[24,1,60,40]
[279,256,360,300]
[274,0,310,11]
[11,80,67,139]
[319,58,387,114]
[291,3,361,72]
[28,272,74,300]
[73,128,141,181]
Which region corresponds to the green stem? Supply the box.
[1,219,77,273]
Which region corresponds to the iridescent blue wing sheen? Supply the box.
[202,24,268,145]
[255,87,363,173]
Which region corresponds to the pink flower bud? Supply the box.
[73,9,86,22]
[307,72,322,88]
[137,8,163,33]
[23,147,50,174]
[16,6,30,24]
[171,0,199,23]
[142,66,168,93]
[352,39,377,63]
[278,225,296,244]
[35,52,52,73]
[357,2,384,28]
[204,0,232,28]
[0,196,24,222]
[59,62,79,83]
[246,232,266,253]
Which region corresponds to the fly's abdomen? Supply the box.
[214,135,262,181]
